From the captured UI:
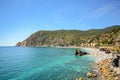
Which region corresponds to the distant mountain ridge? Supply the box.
[16,25,120,47]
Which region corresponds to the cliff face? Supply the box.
[16,25,120,47]
[16,40,27,46]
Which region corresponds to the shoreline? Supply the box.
[54,46,83,49]
[10,46,120,79]
[83,47,120,80]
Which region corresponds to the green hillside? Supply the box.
[16,25,120,47]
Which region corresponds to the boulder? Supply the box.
[105,49,111,54]
[116,70,120,75]
[112,56,120,67]
[75,49,88,56]
[114,77,119,80]
[86,72,97,78]
[75,49,80,56]
[99,48,107,51]
[76,77,84,80]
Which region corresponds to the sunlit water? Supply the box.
[0,47,96,80]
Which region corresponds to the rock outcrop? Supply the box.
[16,40,27,46]
[112,55,120,67]
[97,59,120,80]
[75,49,88,56]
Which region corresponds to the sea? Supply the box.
[0,47,96,80]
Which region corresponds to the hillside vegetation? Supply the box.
[16,25,120,47]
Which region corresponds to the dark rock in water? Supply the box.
[75,49,88,56]
[75,49,80,56]
[81,51,88,55]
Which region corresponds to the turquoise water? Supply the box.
[0,47,95,80]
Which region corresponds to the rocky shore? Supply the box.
[97,59,120,80]
[76,47,120,80]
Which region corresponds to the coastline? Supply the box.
[14,46,120,80]
[83,47,120,80]
[55,46,82,49]
[55,46,114,79]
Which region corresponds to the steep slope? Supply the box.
[16,25,120,47]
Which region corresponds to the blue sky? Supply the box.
[0,0,120,46]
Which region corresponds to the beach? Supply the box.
[84,47,120,80]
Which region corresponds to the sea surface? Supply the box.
[0,47,96,80]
